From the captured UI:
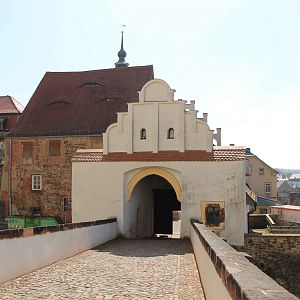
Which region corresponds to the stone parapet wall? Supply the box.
[244,234,300,298]
[191,220,298,300]
[0,217,116,240]
[0,217,117,284]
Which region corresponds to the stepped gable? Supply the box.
[10,65,154,137]
[72,147,245,162]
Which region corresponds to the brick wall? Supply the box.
[243,234,300,298]
[0,135,102,222]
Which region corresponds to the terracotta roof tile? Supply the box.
[0,96,24,114]
[10,65,154,137]
[72,147,245,163]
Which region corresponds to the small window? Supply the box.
[49,140,61,156]
[32,174,42,191]
[259,167,265,175]
[63,196,70,212]
[22,142,33,159]
[265,183,271,193]
[167,128,175,139]
[246,163,252,176]
[260,208,268,214]
[31,207,41,215]
[0,118,8,131]
[140,128,146,140]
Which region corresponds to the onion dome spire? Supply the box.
[115,30,129,68]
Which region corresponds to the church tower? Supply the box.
[115,30,129,68]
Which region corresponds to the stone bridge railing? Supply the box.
[0,218,117,284]
[190,220,298,300]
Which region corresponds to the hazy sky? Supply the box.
[0,0,299,168]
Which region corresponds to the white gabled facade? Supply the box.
[72,78,248,246]
[103,79,214,154]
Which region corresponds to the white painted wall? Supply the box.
[103,79,213,154]
[0,222,117,284]
[73,160,246,245]
[191,224,232,300]
[125,176,154,238]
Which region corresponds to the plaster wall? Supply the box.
[125,176,153,237]
[73,160,246,245]
[191,224,231,300]
[105,101,212,154]
[0,222,117,284]
[246,156,277,199]
[132,103,154,152]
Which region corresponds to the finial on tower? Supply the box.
[115,25,129,68]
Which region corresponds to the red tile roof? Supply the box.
[10,66,154,137]
[72,147,245,163]
[270,205,300,212]
[0,96,24,114]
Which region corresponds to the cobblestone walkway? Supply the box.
[0,238,205,299]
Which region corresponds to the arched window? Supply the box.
[140,128,146,140]
[167,128,174,139]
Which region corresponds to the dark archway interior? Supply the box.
[128,174,181,238]
[153,188,180,234]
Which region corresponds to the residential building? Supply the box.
[72,78,251,246]
[245,148,278,200]
[0,37,154,222]
[289,174,300,189]
[277,180,295,204]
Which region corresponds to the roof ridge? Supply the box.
[10,96,24,113]
[0,95,24,113]
[214,146,245,150]
[44,65,154,76]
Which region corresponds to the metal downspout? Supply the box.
[8,138,12,216]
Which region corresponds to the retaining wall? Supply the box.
[244,234,300,298]
[0,218,117,284]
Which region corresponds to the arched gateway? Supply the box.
[125,167,182,238]
[128,167,182,201]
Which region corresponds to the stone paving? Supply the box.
[0,238,205,300]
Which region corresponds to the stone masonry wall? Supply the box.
[0,135,102,222]
[244,234,300,298]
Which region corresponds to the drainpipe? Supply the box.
[8,138,12,216]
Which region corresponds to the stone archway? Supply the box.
[125,168,182,238]
[127,167,182,201]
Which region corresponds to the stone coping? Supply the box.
[246,233,300,237]
[191,220,298,300]
[0,218,117,240]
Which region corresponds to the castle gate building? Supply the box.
[72,79,248,245]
